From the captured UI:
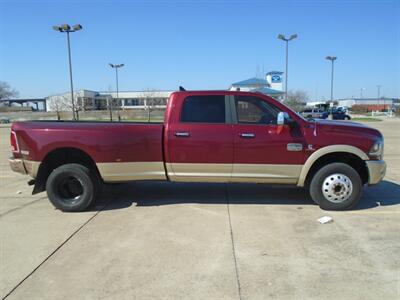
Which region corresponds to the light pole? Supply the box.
[377,85,381,111]
[278,33,298,102]
[109,63,124,121]
[326,56,337,103]
[52,24,82,120]
[360,88,366,98]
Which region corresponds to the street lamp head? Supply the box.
[326,56,337,61]
[73,24,83,31]
[52,25,62,32]
[117,64,125,68]
[109,63,115,68]
[278,34,297,41]
[61,24,71,31]
[277,34,285,41]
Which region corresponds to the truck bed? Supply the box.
[12,121,167,182]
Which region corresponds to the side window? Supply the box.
[181,95,226,123]
[235,96,279,125]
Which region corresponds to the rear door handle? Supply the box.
[175,132,190,137]
[239,133,255,138]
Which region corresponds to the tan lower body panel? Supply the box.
[96,162,167,182]
[167,163,301,184]
[231,163,302,183]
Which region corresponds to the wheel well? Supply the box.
[33,148,102,194]
[304,152,368,188]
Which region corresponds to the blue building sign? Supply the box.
[271,74,282,83]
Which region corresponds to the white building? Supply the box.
[337,98,396,108]
[46,90,173,112]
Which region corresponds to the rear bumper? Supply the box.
[9,157,40,178]
[366,160,386,185]
[9,157,27,175]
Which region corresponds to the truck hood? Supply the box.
[309,119,383,140]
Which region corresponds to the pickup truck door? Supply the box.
[231,95,305,183]
[166,95,234,182]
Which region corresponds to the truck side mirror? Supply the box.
[277,111,297,128]
[277,112,286,125]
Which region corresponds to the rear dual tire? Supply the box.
[46,163,101,212]
[309,163,362,210]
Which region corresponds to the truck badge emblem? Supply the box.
[287,143,303,151]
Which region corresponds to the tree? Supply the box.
[0,81,19,100]
[141,89,167,122]
[285,90,308,112]
[47,95,86,120]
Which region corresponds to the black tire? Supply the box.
[309,163,362,210]
[46,163,97,212]
[345,116,351,120]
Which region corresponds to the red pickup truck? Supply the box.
[9,90,386,212]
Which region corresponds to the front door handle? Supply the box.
[239,133,255,138]
[175,132,190,137]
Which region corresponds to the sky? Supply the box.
[0,0,399,100]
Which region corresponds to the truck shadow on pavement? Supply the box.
[94,180,400,211]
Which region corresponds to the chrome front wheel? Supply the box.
[321,173,353,203]
[309,163,362,210]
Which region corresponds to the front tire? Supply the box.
[46,163,97,212]
[309,163,362,210]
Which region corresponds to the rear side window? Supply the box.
[181,95,226,123]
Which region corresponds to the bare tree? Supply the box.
[47,98,62,120]
[47,95,85,120]
[141,89,166,122]
[0,81,19,100]
[286,90,309,112]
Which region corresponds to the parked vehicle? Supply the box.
[329,108,352,120]
[300,108,328,119]
[9,90,386,212]
[332,112,351,120]
[0,117,10,124]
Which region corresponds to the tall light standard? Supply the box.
[325,56,337,103]
[109,63,124,121]
[277,33,298,102]
[377,85,381,111]
[360,87,366,98]
[52,24,82,120]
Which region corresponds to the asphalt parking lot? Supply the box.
[0,119,399,300]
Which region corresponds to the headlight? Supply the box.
[369,140,384,159]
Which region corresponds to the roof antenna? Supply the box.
[179,86,186,91]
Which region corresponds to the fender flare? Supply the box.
[297,145,369,187]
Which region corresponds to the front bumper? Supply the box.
[9,157,39,178]
[366,160,386,185]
